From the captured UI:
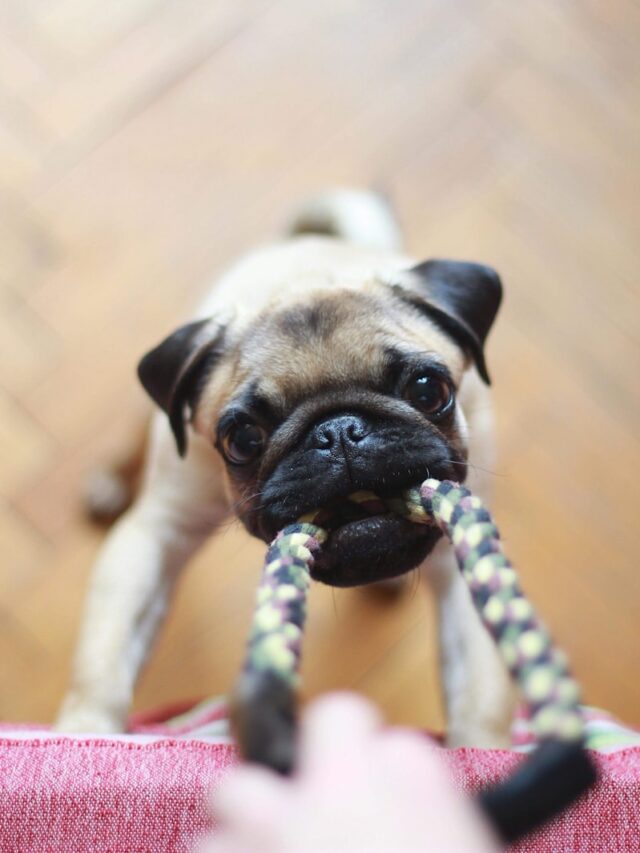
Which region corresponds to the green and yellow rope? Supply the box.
[233,478,596,841]
[242,478,583,745]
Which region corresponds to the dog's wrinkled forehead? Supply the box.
[228,288,464,413]
[240,293,390,405]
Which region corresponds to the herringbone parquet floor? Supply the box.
[1,0,639,730]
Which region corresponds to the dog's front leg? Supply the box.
[56,418,229,732]
[425,541,517,748]
[422,371,516,747]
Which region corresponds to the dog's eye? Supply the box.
[405,373,453,418]
[220,420,267,465]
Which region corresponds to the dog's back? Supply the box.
[285,188,403,251]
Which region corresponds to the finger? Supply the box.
[375,728,449,795]
[194,829,239,853]
[299,692,382,776]
[212,764,287,831]
[376,729,497,831]
[198,829,268,853]
[375,729,499,851]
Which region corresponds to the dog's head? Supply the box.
[138,260,502,586]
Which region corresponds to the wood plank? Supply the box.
[0,286,61,396]
[0,387,55,500]
[0,501,50,612]
[0,0,638,732]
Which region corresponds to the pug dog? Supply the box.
[56,189,515,749]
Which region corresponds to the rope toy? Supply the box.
[231,479,596,842]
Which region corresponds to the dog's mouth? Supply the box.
[309,494,441,587]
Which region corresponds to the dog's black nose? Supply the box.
[312,414,370,451]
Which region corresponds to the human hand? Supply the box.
[202,693,498,851]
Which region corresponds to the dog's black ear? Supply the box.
[138,318,226,457]
[398,260,503,384]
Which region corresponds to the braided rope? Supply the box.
[241,478,584,744]
[244,523,326,689]
[410,480,582,743]
[235,478,596,840]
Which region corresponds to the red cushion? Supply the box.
[1,706,638,853]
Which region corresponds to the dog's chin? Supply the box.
[311,515,441,588]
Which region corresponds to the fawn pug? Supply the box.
[57,190,514,747]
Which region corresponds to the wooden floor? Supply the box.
[1,0,639,732]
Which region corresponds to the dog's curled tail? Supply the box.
[286,188,403,252]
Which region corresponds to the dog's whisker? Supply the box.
[228,488,265,514]
[442,457,501,478]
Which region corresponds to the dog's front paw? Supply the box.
[446,724,511,749]
[55,696,126,734]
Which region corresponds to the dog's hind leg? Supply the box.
[83,417,150,524]
[56,416,229,732]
